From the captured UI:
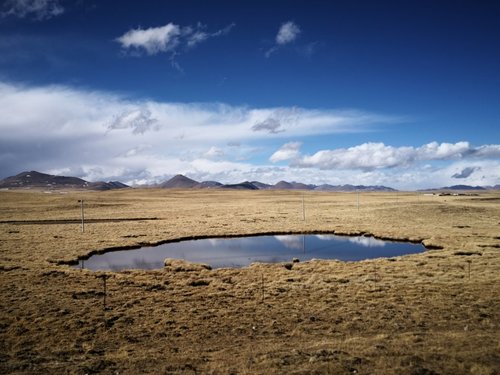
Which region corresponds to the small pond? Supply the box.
[75,234,425,271]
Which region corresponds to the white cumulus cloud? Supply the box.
[116,23,181,55]
[266,21,302,57]
[116,22,234,56]
[274,141,500,171]
[417,141,471,160]
[296,143,415,169]
[276,21,301,45]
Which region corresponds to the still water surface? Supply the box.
[76,234,425,271]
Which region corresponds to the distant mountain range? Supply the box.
[130,175,500,192]
[153,174,397,192]
[419,185,500,191]
[0,171,129,191]
[2,171,498,192]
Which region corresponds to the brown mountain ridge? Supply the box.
[0,171,129,191]
[157,174,397,191]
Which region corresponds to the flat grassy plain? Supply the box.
[0,189,499,374]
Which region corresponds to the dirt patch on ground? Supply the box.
[0,189,499,374]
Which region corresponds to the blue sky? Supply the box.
[0,0,499,188]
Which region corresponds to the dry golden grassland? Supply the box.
[0,189,499,374]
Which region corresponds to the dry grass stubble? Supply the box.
[0,189,499,374]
